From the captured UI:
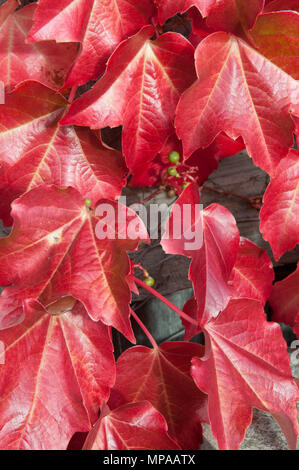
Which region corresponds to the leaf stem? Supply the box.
[134,276,198,326]
[130,309,158,349]
[68,86,78,104]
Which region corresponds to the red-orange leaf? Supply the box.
[250,11,299,80]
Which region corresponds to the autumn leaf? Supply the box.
[0,81,127,226]
[161,183,240,326]
[83,402,181,450]
[175,32,299,177]
[0,1,77,91]
[191,297,299,450]
[269,263,299,334]
[260,150,299,260]
[264,0,299,13]
[108,341,208,450]
[28,0,155,87]
[130,131,244,188]
[61,26,196,174]
[182,236,275,340]
[0,299,115,450]
[157,0,264,33]
[229,237,274,303]
[250,10,299,79]
[0,185,149,340]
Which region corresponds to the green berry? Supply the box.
[168,151,180,164]
[144,276,155,287]
[167,189,176,198]
[167,166,178,177]
[182,182,191,190]
[85,198,92,208]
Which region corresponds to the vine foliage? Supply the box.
[0,0,298,450]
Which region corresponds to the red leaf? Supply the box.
[0,299,115,450]
[269,263,299,329]
[264,0,299,12]
[61,27,196,173]
[157,0,263,33]
[0,185,149,340]
[183,237,274,340]
[229,237,274,304]
[260,150,299,260]
[108,342,208,450]
[0,1,77,91]
[191,298,299,450]
[83,401,181,450]
[250,11,299,79]
[175,32,299,177]
[161,183,239,325]
[28,0,155,87]
[0,81,127,226]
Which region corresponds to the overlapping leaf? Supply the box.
[264,0,299,13]
[176,32,299,177]
[182,237,274,339]
[250,10,299,79]
[61,26,196,173]
[0,1,77,91]
[108,341,208,450]
[269,263,299,335]
[28,0,155,87]
[157,0,264,33]
[260,150,299,260]
[0,81,127,226]
[161,183,239,326]
[0,185,149,339]
[0,299,115,450]
[191,297,299,450]
[229,237,274,303]
[83,402,181,450]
